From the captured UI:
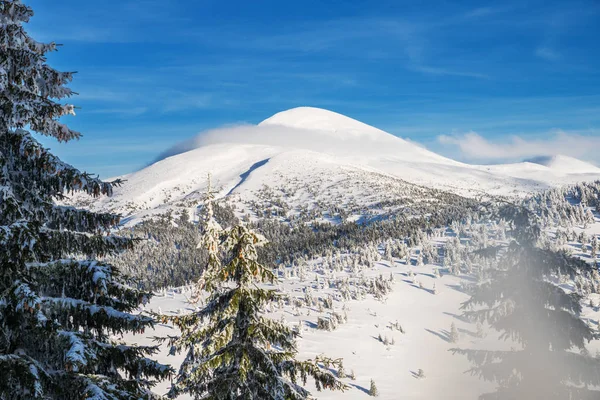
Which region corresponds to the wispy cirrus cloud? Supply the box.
[462,6,509,19]
[160,93,213,113]
[28,0,192,44]
[535,46,561,61]
[207,16,489,80]
[408,65,490,79]
[82,107,148,117]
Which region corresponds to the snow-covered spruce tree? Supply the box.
[189,174,222,305]
[453,205,600,399]
[0,2,171,398]
[368,379,379,397]
[161,224,346,399]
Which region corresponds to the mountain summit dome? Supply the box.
[259,107,394,141]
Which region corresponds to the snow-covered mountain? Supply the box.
[80,107,600,223]
[524,155,600,174]
[96,108,600,400]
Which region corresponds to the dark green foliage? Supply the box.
[118,195,479,292]
[110,202,238,290]
[0,2,172,398]
[159,224,346,399]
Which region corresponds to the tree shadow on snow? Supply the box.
[443,311,470,323]
[349,383,370,395]
[304,320,317,329]
[445,284,469,294]
[403,280,435,294]
[425,328,451,343]
[410,370,424,379]
[371,335,388,344]
[422,287,436,295]
[458,327,478,338]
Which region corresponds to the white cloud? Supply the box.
[408,65,490,79]
[82,107,148,117]
[437,130,600,164]
[463,7,504,19]
[153,121,404,163]
[535,46,560,61]
[212,16,488,80]
[160,93,213,113]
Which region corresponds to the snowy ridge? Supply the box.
[524,155,600,174]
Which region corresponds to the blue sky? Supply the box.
[26,0,600,177]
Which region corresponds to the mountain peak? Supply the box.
[259,107,392,141]
[524,155,600,174]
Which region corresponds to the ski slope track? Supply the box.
[77,107,600,224]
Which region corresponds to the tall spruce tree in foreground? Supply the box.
[0,1,172,398]
[161,192,346,399]
[453,205,600,399]
[189,174,222,305]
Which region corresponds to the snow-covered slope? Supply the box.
[259,107,457,165]
[103,110,600,399]
[77,107,600,222]
[123,217,600,399]
[130,256,493,399]
[525,155,600,175]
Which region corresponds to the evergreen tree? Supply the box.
[0,1,172,398]
[475,322,485,339]
[453,205,600,399]
[337,363,346,379]
[189,174,222,305]
[369,379,379,397]
[449,322,459,343]
[161,223,346,399]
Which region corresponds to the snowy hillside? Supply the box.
[123,215,600,400]
[83,110,600,399]
[130,252,492,399]
[524,155,600,174]
[73,107,600,223]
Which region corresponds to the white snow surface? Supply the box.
[524,155,600,175]
[261,107,409,141]
[129,257,492,400]
[79,107,600,222]
[125,236,600,399]
[121,218,600,400]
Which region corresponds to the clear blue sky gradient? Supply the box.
[26,0,600,177]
